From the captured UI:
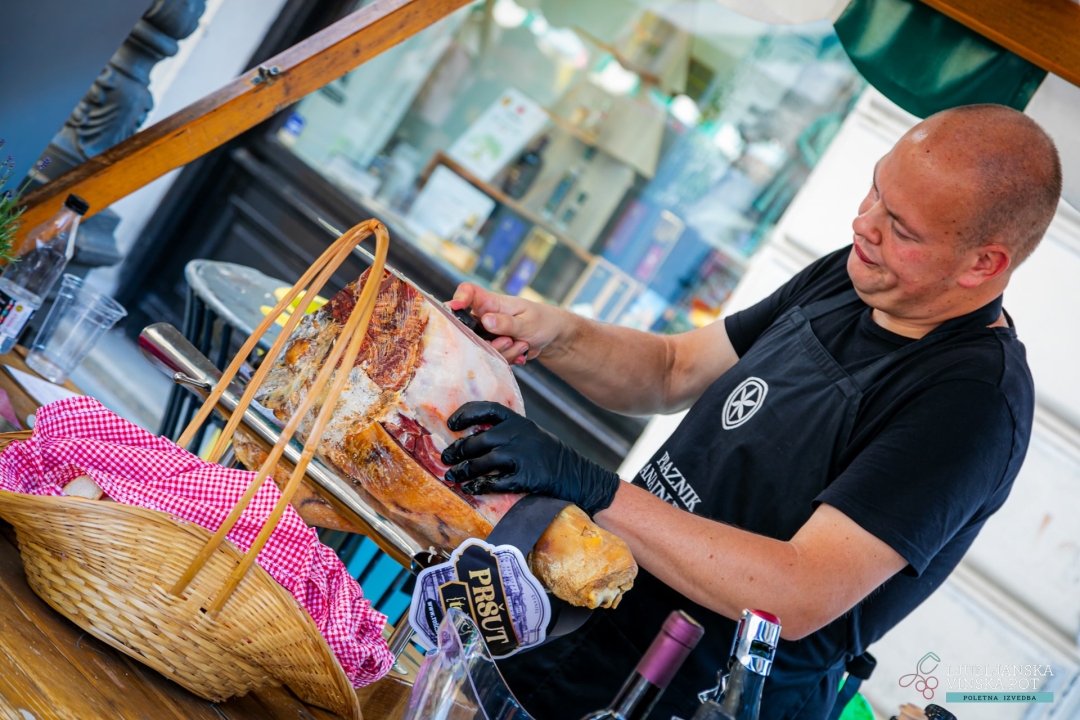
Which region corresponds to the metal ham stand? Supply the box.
[139,321,593,673]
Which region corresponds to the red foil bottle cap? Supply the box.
[637,611,705,689]
[749,609,780,624]
[730,609,781,676]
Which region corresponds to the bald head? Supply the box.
[902,104,1061,266]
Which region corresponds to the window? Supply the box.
[278,0,864,334]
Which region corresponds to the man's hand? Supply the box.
[448,283,573,366]
[441,401,621,516]
[447,282,740,416]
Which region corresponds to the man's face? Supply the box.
[848,130,985,318]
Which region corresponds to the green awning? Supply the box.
[833,0,1046,118]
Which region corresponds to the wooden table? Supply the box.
[0,348,419,719]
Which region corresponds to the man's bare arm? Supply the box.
[595,483,908,640]
[449,283,740,415]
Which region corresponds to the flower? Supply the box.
[0,147,37,263]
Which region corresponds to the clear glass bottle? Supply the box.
[678,609,781,720]
[0,194,88,353]
[581,610,705,720]
[542,145,596,219]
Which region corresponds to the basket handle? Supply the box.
[176,220,371,454]
[169,219,377,595]
[170,220,389,616]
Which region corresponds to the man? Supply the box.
[440,104,1061,719]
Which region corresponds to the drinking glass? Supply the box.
[26,274,126,384]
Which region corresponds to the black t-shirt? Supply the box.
[725,247,1032,644]
[500,247,1034,720]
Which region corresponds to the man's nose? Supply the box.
[852,205,883,245]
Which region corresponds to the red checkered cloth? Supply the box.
[0,396,392,687]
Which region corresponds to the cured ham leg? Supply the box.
[250,269,637,609]
[232,431,365,534]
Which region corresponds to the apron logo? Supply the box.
[722,377,768,430]
[637,451,701,512]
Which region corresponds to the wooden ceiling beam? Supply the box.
[919,0,1080,88]
[14,0,472,248]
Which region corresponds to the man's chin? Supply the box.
[846,249,873,284]
[846,256,891,296]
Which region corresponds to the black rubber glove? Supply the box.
[441,401,621,517]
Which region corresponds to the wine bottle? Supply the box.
[502,135,549,200]
[580,610,704,720]
[681,609,781,720]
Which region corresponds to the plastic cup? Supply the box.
[26,274,127,384]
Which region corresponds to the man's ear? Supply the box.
[957,244,1011,288]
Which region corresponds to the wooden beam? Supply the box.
[15,0,472,248]
[919,0,1080,88]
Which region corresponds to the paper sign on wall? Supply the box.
[406,165,497,240]
[447,88,548,182]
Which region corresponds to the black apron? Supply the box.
[498,289,1003,720]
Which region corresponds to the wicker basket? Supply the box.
[0,490,359,715]
[0,219,393,719]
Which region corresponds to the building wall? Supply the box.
[0,0,150,182]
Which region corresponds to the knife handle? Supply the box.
[453,308,501,342]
